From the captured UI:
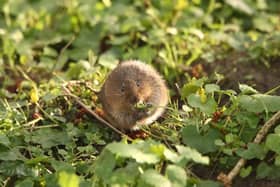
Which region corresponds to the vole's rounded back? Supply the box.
[99,60,168,130]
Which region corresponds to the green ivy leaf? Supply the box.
[98,52,118,70]
[240,166,252,178]
[94,150,116,182]
[257,162,280,179]
[214,139,225,146]
[110,35,131,45]
[274,125,280,134]
[166,165,187,187]
[164,149,181,163]
[0,161,34,177]
[239,84,258,94]
[253,16,274,32]
[253,95,280,112]
[149,144,166,158]
[73,28,101,55]
[236,143,267,159]
[106,142,160,164]
[137,169,171,187]
[44,173,60,187]
[126,46,157,63]
[0,133,11,147]
[181,78,206,98]
[0,147,23,161]
[187,94,217,114]
[182,125,221,153]
[240,125,259,143]
[43,46,58,57]
[176,145,209,165]
[239,94,280,113]
[66,61,91,79]
[205,84,220,93]
[225,133,236,144]
[25,156,50,165]
[275,155,280,166]
[265,134,280,154]
[29,129,71,149]
[236,112,259,129]
[109,163,139,186]
[50,160,75,173]
[15,178,34,187]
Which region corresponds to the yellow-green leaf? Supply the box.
[30,87,39,103]
[58,171,80,187]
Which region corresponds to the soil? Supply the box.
[205,57,280,95]
[233,177,280,187]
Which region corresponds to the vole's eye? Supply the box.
[136,80,140,87]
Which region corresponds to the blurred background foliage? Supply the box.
[0,0,279,79]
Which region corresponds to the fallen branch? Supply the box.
[62,81,133,141]
[217,111,280,187]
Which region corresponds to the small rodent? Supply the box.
[99,60,168,131]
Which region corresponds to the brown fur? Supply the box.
[99,60,168,130]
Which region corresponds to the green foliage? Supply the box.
[236,143,267,160]
[239,94,280,113]
[58,171,80,187]
[93,140,209,186]
[182,126,221,154]
[187,94,217,114]
[106,141,161,164]
[138,169,172,187]
[257,162,280,180]
[197,180,222,187]
[0,0,280,186]
[265,130,280,154]
[166,165,187,187]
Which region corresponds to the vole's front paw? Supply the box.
[132,111,146,122]
[126,129,149,139]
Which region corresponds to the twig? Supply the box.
[61,81,133,141]
[52,35,75,71]
[217,111,280,187]
[36,102,58,124]
[253,111,280,143]
[264,84,280,95]
[2,176,11,187]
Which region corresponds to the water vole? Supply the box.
[99,60,168,130]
